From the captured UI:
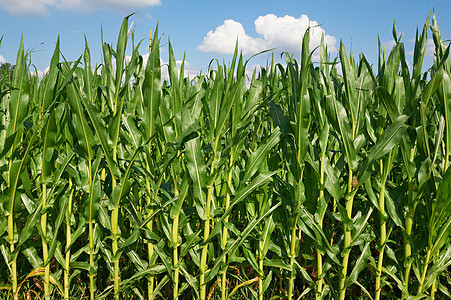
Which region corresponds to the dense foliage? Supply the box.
[1,12,451,300]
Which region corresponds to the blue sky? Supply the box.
[0,0,450,77]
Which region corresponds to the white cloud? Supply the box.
[198,19,266,55]
[0,0,53,15]
[198,14,337,58]
[0,55,6,64]
[0,0,161,15]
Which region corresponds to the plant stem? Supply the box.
[146,163,155,300]
[375,170,387,300]
[9,212,17,300]
[172,184,180,300]
[200,139,218,300]
[431,278,437,300]
[258,237,264,300]
[147,241,154,299]
[221,155,233,300]
[403,148,416,294]
[417,248,431,295]
[339,167,355,300]
[89,219,95,300]
[287,213,299,300]
[172,213,180,300]
[200,183,213,300]
[64,179,73,300]
[112,143,120,297]
[111,194,120,297]
[316,152,326,300]
[41,183,50,300]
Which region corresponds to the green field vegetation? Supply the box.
[1,12,451,300]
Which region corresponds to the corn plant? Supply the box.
[2,11,451,300]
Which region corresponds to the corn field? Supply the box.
[1,12,451,300]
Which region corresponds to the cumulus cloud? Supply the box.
[0,0,161,15]
[0,55,6,64]
[198,14,337,58]
[0,0,52,15]
[198,20,266,55]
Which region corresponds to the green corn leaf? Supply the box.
[7,126,39,243]
[385,189,404,228]
[54,242,65,269]
[438,71,451,160]
[22,246,44,269]
[358,114,409,184]
[269,100,289,133]
[68,222,86,250]
[7,36,29,139]
[17,199,42,248]
[143,25,161,140]
[325,94,357,170]
[242,127,280,183]
[425,247,451,289]
[40,37,60,113]
[216,75,245,139]
[323,155,342,200]
[263,258,292,271]
[287,38,311,164]
[41,111,57,183]
[422,68,443,106]
[219,171,278,223]
[378,86,400,121]
[185,136,207,220]
[122,112,143,149]
[83,148,102,221]
[0,131,17,161]
[212,201,282,274]
[430,167,451,254]
[242,245,260,275]
[209,64,224,138]
[154,240,173,280]
[261,214,276,257]
[114,15,131,95]
[66,72,94,160]
[343,241,371,289]
[340,40,358,126]
[412,13,430,81]
[179,264,199,298]
[46,194,69,265]
[349,208,374,248]
[168,42,181,116]
[70,262,91,272]
[110,230,140,262]
[299,205,341,265]
[382,42,401,93]
[81,101,119,179]
[337,202,354,233]
[170,177,189,219]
